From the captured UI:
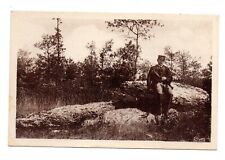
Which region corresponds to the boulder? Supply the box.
[103,108,156,127]
[112,81,208,111]
[16,102,115,128]
[172,82,208,106]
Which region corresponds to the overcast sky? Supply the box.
[12,13,213,67]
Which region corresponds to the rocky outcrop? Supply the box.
[16,81,208,130]
[17,102,115,128]
[172,82,208,106]
[111,81,208,111]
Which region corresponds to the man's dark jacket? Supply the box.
[147,64,173,90]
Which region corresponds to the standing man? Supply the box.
[147,55,173,119]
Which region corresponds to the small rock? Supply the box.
[164,108,180,129]
[82,118,101,127]
[51,130,61,133]
[147,113,156,124]
[168,108,179,118]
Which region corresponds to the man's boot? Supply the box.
[159,94,164,115]
[158,94,165,124]
[155,94,163,125]
[163,94,173,119]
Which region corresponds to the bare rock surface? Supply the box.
[172,82,208,106]
[103,108,151,126]
[117,81,208,107]
[17,102,115,128]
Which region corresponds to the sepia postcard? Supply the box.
[9,11,218,149]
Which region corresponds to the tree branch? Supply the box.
[125,23,137,35]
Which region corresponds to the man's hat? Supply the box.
[157,55,166,61]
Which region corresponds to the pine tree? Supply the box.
[106,19,164,76]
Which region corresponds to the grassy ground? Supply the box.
[16,123,165,141]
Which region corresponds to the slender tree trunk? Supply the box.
[182,60,185,81]
[101,54,104,70]
[134,33,139,79]
[55,18,62,89]
[47,49,50,83]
